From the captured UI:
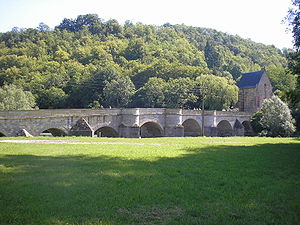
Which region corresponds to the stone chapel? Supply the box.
[237,70,273,112]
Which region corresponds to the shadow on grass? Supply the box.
[0,143,300,225]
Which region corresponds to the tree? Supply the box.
[53,46,70,61]
[37,22,50,32]
[103,76,135,108]
[132,77,167,108]
[0,84,37,110]
[55,14,103,34]
[123,38,146,60]
[286,0,300,50]
[285,0,300,131]
[37,87,68,109]
[164,78,197,108]
[195,75,238,110]
[67,66,120,108]
[266,65,296,92]
[103,19,123,37]
[255,96,295,137]
[204,41,222,69]
[55,18,76,32]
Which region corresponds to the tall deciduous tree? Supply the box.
[195,75,238,110]
[56,14,103,34]
[285,0,300,130]
[286,0,300,50]
[164,78,197,108]
[132,77,167,108]
[103,76,135,108]
[266,65,296,92]
[0,84,37,110]
[204,42,222,70]
[37,87,68,109]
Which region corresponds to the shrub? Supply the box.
[254,96,296,137]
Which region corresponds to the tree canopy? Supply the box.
[0,84,37,110]
[0,14,294,110]
[284,0,300,130]
[195,75,238,110]
[286,0,300,50]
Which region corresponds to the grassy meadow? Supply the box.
[0,137,299,225]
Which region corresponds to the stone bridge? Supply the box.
[0,108,254,138]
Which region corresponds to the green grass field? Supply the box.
[0,137,299,225]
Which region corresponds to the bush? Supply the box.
[253,96,296,137]
[250,112,263,134]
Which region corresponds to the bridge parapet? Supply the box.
[0,108,121,119]
[165,108,182,115]
[215,111,252,117]
[182,109,218,116]
[138,108,165,115]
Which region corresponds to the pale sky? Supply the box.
[0,0,295,49]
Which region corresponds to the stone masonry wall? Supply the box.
[0,108,252,137]
[238,73,273,113]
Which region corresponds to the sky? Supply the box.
[0,0,295,49]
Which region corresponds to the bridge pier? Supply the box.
[118,108,141,138]
[203,126,218,137]
[69,118,94,137]
[165,125,184,137]
[164,109,184,137]
[119,124,140,138]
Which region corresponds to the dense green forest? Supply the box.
[0,14,296,110]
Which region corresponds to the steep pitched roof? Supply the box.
[237,70,265,88]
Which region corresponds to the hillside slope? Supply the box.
[0,14,295,109]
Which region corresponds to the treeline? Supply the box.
[0,14,296,110]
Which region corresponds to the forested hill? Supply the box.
[0,14,296,110]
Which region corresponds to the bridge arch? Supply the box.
[94,126,118,137]
[140,122,163,138]
[217,120,233,137]
[40,128,67,137]
[0,131,6,137]
[233,119,244,136]
[242,120,254,136]
[182,119,202,137]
